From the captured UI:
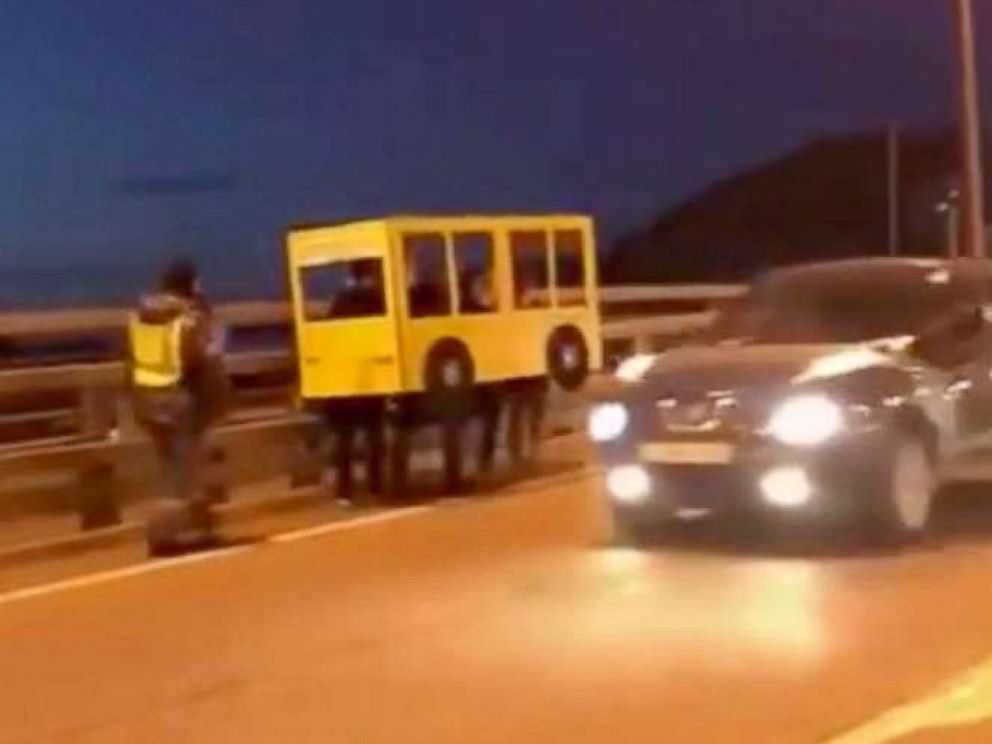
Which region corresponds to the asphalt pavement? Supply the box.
[4,436,992,742]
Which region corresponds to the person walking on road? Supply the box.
[324,259,386,503]
[128,259,229,555]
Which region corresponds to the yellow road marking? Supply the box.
[826,656,992,743]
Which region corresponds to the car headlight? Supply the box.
[766,395,844,447]
[588,402,630,442]
[606,464,652,504]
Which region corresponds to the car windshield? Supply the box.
[712,263,987,344]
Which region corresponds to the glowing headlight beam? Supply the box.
[606,464,651,504]
[767,395,844,447]
[760,466,813,508]
[588,402,630,442]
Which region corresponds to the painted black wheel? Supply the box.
[547,325,589,391]
[423,338,475,419]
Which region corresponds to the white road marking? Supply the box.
[0,546,252,608]
[0,506,438,608]
[268,506,433,544]
[0,465,589,608]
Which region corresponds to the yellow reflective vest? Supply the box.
[128,313,187,389]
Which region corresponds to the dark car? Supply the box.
[590,257,992,543]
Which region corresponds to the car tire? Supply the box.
[547,325,589,391]
[423,339,475,420]
[862,434,935,544]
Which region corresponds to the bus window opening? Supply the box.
[455,232,497,314]
[511,231,550,309]
[300,258,386,321]
[554,230,588,307]
[404,233,452,318]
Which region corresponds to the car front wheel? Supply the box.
[862,434,935,544]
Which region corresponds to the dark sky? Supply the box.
[0,0,980,291]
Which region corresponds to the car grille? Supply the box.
[656,395,748,437]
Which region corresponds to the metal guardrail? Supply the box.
[0,283,737,533]
[602,312,717,345]
[0,284,735,435]
[600,284,745,303]
[0,285,745,338]
[0,301,292,338]
[0,283,739,396]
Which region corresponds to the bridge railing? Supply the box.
[0,285,743,345]
[0,284,745,532]
[0,283,747,431]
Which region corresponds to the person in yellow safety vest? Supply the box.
[128,259,227,556]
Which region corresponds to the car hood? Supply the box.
[625,340,907,401]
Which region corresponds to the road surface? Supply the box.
[4,439,992,742]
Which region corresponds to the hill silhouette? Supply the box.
[604,131,973,283]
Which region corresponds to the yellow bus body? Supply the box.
[287,214,602,401]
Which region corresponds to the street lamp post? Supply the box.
[937,189,961,258]
[888,125,900,256]
[954,0,986,258]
